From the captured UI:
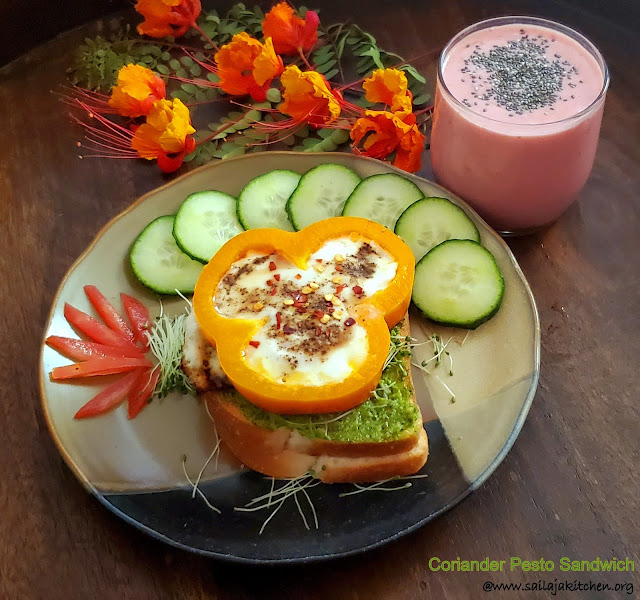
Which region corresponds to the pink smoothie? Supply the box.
[430,18,608,232]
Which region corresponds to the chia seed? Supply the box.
[464,34,573,113]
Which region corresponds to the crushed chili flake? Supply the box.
[270,287,278,296]
[249,340,261,348]
[293,293,308,307]
[296,306,307,314]
[295,273,302,280]
[315,326,322,336]
[276,312,282,329]
[274,274,281,282]
[335,265,343,272]
[335,284,346,295]
[353,285,363,295]
[344,318,356,327]
[313,310,325,319]
[266,279,274,286]
[283,324,296,334]
[315,258,323,263]
[269,261,277,271]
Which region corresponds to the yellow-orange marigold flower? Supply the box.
[363,68,413,113]
[278,65,341,128]
[262,2,319,56]
[131,98,196,173]
[135,0,201,38]
[350,110,425,173]
[108,64,166,118]
[215,33,284,102]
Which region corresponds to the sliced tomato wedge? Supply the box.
[121,293,152,349]
[127,368,160,419]
[84,285,135,342]
[74,369,143,419]
[63,303,143,357]
[45,336,140,361]
[51,356,152,380]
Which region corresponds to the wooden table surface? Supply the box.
[1,1,638,598]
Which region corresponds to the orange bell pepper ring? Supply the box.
[193,217,414,414]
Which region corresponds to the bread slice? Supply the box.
[183,313,428,483]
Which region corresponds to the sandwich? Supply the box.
[182,217,428,483]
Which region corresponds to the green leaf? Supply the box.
[190,64,202,77]
[170,90,189,101]
[315,59,338,74]
[180,56,194,67]
[359,47,384,69]
[221,140,240,152]
[206,72,220,83]
[336,32,350,59]
[181,83,198,94]
[194,90,208,102]
[356,56,376,73]
[169,59,181,71]
[222,147,247,160]
[317,128,334,139]
[400,64,426,84]
[323,68,340,81]
[156,64,170,75]
[265,88,281,103]
[242,129,269,140]
[161,51,171,61]
[412,92,432,105]
[319,138,338,152]
[175,67,188,79]
[302,137,321,149]
[331,129,350,144]
[293,124,310,138]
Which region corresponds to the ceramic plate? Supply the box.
[39,152,540,564]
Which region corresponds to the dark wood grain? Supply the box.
[1,1,638,598]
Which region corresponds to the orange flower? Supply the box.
[131,98,196,173]
[350,110,425,173]
[262,2,319,56]
[108,64,166,118]
[363,68,413,113]
[135,0,201,38]
[278,65,341,127]
[215,33,284,102]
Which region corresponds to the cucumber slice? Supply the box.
[395,197,480,263]
[237,170,300,231]
[173,190,244,263]
[341,173,424,230]
[130,215,204,295]
[413,239,504,329]
[286,164,361,230]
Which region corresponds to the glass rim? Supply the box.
[437,15,610,127]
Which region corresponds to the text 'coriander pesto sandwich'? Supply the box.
[183,217,428,483]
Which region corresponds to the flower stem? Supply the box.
[192,22,220,53]
[298,47,313,70]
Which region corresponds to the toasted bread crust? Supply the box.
[200,316,428,483]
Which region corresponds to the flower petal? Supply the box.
[279,65,341,127]
[262,2,319,55]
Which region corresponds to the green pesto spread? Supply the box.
[222,323,420,443]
